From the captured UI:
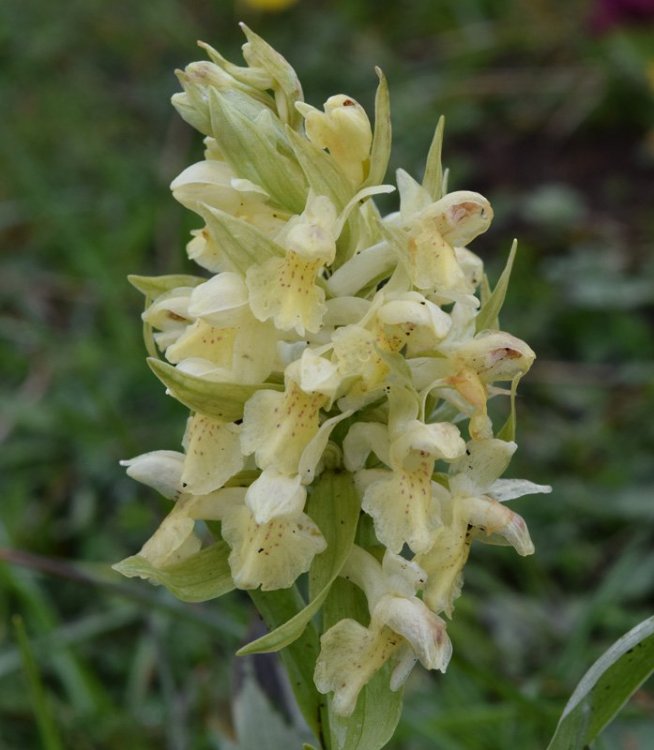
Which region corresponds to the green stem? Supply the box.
[248,587,330,749]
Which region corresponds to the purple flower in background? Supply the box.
[590,0,654,33]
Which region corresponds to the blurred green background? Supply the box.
[1,0,653,747]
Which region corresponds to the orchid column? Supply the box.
[115,25,550,750]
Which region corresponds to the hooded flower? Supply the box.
[410,303,536,439]
[240,359,352,524]
[116,450,326,591]
[246,193,339,335]
[344,386,466,553]
[417,438,551,616]
[296,95,372,186]
[220,490,327,590]
[315,546,452,716]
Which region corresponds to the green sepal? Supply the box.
[147,357,282,420]
[322,578,405,750]
[240,24,304,130]
[248,587,326,745]
[199,41,272,91]
[209,89,306,213]
[546,615,654,750]
[285,125,352,212]
[496,372,522,442]
[112,542,234,602]
[479,272,492,310]
[237,471,360,656]
[285,125,361,267]
[128,274,206,298]
[194,41,276,109]
[362,68,392,189]
[475,239,517,332]
[200,203,285,275]
[422,115,445,200]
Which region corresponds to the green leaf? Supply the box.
[362,68,392,189]
[127,273,205,298]
[219,665,314,750]
[476,239,517,332]
[237,471,360,656]
[147,357,282,420]
[422,115,445,200]
[209,89,306,212]
[200,203,285,275]
[113,542,234,602]
[248,587,326,745]
[322,578,405,750]
[546,615,654,750]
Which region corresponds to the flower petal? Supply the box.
[241,382,325,474]
[395,168,432,223]
[282,194,338,263]
[298,408,354,484]
[403,217,466,294]
[298,95,372,186]
[454,330,535,382]
[221,504,326,590]
[462,495,534,556]
[245,469,306,523]
[165,319,236,366]
[138,501,201,569]
[120,450,185,499]
[246,253,326,335]
[298,347,341,398]
[186,227,230,274]
[489,478,552,502]
[187,272,249,326]
[374,594,452,672]
[450,438,517,497]
[343,421,390,472]
[362,468,441,554]
[314,618,398,716]
[380,550,428,598]
[181,414,243,494]
[390,420,466,470]
[417,191,493,247]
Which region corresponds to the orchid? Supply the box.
[314,546,451,716]
[116,27,549,749]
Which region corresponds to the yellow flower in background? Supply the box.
[241,0,299,11]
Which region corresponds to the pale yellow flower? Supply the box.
[297,95,372,186]
[315,547,451,716]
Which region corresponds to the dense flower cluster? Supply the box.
[116,26,550,717]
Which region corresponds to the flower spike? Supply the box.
[118,27,549,742]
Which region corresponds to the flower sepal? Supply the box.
[112,542,234,603]
[147,357,282,422]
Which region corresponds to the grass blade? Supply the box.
[13,615,64,750]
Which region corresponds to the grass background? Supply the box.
[1,0,653,747]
